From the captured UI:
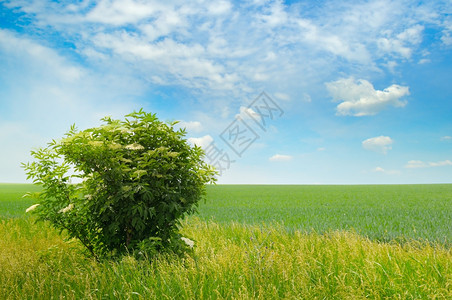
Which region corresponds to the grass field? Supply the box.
[0,184,451,299]
[201,184,452,244]
[0,183,41,218]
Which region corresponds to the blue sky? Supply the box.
[0,0,451,184]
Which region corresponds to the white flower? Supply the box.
[125,144,145,150]
[108,142,122,150]
[181,237,194,248]
[25,204,40,213]
[59,203,74,213]
[88,141,103,147]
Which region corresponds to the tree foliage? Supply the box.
[23,110,216,259]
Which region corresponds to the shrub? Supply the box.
[22,109,217,259]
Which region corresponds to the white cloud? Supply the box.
[187,135,213,149]
[236,106,261,122]
[139,10,188,42]
[440,136,452,141]
[92,32,241,91]
[373,166,400,175]
[405,160,427,168]
[377,25,424,59]
[269,154,293,162]
[258,1,289,27]
[405,159,452,168]
[4,0,448,105]
[327,77,409,116]
[374,166,385,172]
[207,0,232,15]
[362,136,393,154]
[293,18,371,63]
[85,0,162,25]
[384,60,398,73]
[176,121,203,133]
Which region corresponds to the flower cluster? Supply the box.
[125,144,145,150]
[59,203,74,213]
[181,237,195,248]
[25,203,40,213]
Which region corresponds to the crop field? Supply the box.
[200,184,452,244]
[1,184,451,299]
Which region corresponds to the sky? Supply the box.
[0,0,451,184]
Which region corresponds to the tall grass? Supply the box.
[1,217,451,299]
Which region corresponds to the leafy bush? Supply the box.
[23,110,216,259]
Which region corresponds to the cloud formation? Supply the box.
[327,78,409,116]
[362,136,393,154]
[3,0,447,105]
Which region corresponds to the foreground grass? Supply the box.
[1,217,450,299]
[1,184,451,298]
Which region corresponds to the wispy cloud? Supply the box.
[0,29,83,83]
[269,154,293,162]
[85,0,162,25]
[441,18,452,45]
[4,0,447,106]
[405,159,452,168]
[377,25,424,59]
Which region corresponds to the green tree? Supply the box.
[23,110,217,259]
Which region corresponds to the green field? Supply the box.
[201,184,452,244]
[0,184,41,218]
[1,184,451,299]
